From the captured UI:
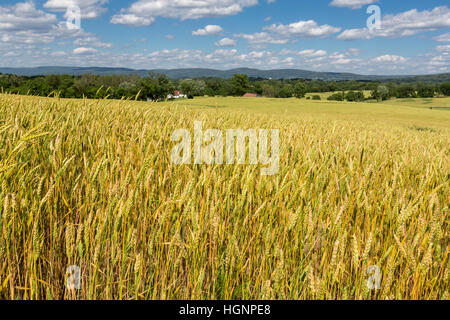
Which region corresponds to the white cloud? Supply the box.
[192,25,223,36]
[427,54,450,69]
[73,47,98,55]
[215,38,237,47]
[264,20,341,38]
[347,48,360,56]
[373,54,407,63]
[74,36,112,48]
[7,46,447,75]
[338,6,450,40]
[234,32,289,45]
[111,0,258,26]
[50,51,66,56]
[433,33,450,42]
[110,13,154,26]
[1,2,448,76]
[330,0,377,9]
[234,20,341,46]
[298,49,327,58]
[436,45,450,52]
[44,0,108,19]
[0,1,57,32]
[334,58,352,64]
[3,51,20,57]
[0,1,87,44]
[234,19,340,48]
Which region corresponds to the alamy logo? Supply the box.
[66,4,81,30]
[66,265,81,290]
[171,121,280,175]
[367,5,382,31]
[366,265,382,290]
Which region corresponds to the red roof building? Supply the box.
[243,93,258,97]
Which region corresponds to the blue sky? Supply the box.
[0,0,449,75]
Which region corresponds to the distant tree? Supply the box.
[371,85,390,101]
[252,82,263,96]
[3,72,449,101]
[231,74,250,96]
[327,82,337,92]
[278,84,293,98]
[262,84,278,98]
[138,74,173,101]
[180,79,206,97]
[327,92,345,101]
[438,83,450,96]
[356,91,365,101]
[345,90,364,102]
[45,74,62,89]
[312,95,321,100]
[395,84,416,98]
[417,84,435,98]
[387,83,398,98]
[180,80,195,97]
[156,74,173,100]
[293,82,307,98]
[27,77,52,96]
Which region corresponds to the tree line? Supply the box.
[1,73,449,101]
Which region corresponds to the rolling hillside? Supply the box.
[1,66,449,82]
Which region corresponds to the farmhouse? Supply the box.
[243,93,259,98]
[168,90,187,99]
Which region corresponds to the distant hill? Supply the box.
[1,66,449,82]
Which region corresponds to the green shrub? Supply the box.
[327,93,345,101]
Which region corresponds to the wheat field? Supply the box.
[0,93,448,300]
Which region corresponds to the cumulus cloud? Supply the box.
[347,48,361,56]
[330,0,377,9]
[433,33,450,42]
[215,38,237,47]
[264,20,341,38]
[7,45,447,75]
[427,54,450,71]
[0,1,88,44]
[338,6,450,40]
[73,47,98,55]
[298,49,327,58]
[111,0,258,26]
[234,19,340,48]
[192,25,224,36]
[372,54,407,63]
[50,51,66,56]
[234,32,290,45]
[436,45,450,52]
[2,1,448,76]
[0,1,57,33]
[3,51,20,57]
[280,49,328,58]
[74,36,112,48]
[110,14,154,26]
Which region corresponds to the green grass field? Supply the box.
[176,96,450,129]
[0,93,448,300]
